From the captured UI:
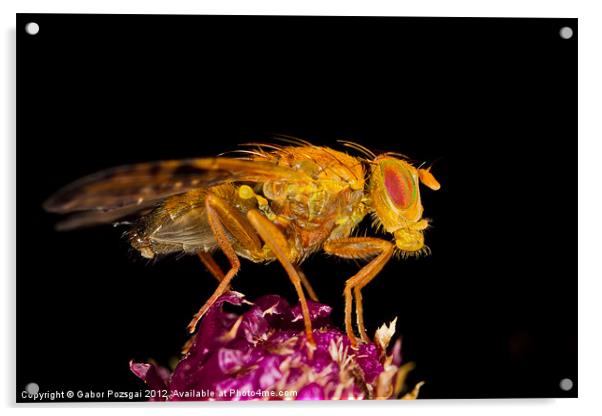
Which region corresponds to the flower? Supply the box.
[130,291,422,401]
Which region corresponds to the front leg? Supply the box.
[323,237,394,346]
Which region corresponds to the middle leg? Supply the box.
[296,265,319,302]
[246,209,316,345]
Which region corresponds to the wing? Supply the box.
[43,157,309,215]
[53,203,157,231]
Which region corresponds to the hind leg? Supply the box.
[197,251,225,282]
[187,193,263,333]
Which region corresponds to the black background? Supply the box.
[17,14,577,400]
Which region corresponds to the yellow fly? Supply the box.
[44,138,440,346]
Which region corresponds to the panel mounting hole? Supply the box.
[559,26,573,39]
[559,378,573,391]
[25,382,39,395]
[25,22,39,35]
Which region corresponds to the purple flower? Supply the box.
[131,291,422,401]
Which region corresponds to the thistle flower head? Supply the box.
[131,292,421,401]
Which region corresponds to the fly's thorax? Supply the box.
[285,146,365,190]
[328,189,368,240]
[368,156,424,233]
[262,178,364,223]
[262,181,303,203]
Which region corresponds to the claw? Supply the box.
[187,316,199,334]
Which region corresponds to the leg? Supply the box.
[296,265,319,302]
[197,251,225,282]
[187,193,263,333]
[354,287,367,342]
[323,237,394,346]
[246,209,315,345]
[197,250,232,292]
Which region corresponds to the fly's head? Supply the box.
[368,155,440,256]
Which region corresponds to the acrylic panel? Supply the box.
[16,14,577,402]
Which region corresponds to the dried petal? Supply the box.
[129,361,167,401]
[374,317,398,352]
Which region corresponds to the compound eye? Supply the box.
[382,161,417,210]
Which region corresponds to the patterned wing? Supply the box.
[43,157,308,214]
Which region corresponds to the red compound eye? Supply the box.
[382,162,416,210]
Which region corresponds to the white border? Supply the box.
[2,1,601,416]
